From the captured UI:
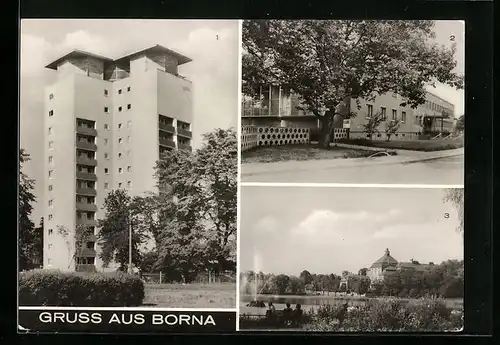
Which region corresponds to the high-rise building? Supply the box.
[43,45,193,272]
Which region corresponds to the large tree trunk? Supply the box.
[319,113,334,149]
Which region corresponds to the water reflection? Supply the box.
[241,294,369,307]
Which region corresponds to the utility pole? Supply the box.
[128,212,133,274]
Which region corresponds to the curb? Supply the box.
[242,151,463,177]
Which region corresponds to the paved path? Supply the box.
[241,148,464,185]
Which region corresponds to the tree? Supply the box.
[300,270,313,285]
[98,189,149,271]
[455,114,464,133]
[349,275,371,295]
[385,119,402,141]
[362,111,385,140]
[274,274,290,295]
[242,20,464,148]
[287,276,306,295]
[56,224,92,269]
[154,148,207,282]
[358,268,368,276]
[440,276,463,298]
[139,250,160,273]
[31,217,44,266]
[195,128,238,273]
[152,128,237,281]
[443,188,464,233]
[19,149,37,270]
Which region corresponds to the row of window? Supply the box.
[425,100,451,114]
[101,136,132,145]
[104,86,131,97]
[47,181,132,198]
[104,104,131,113]
[104,166,132,174]
[105,181,132,189]
[48,103,132,118]
[49,165,132,179]
[103,121,132,130]
[366,105,407,123]
[48,137,131,150]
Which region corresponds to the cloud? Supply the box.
[252,216,279,234]
[56,30,122,58]
[20,34,51,76]
[290,208,404,239]
[372,207,459,240]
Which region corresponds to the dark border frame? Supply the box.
[12,0,494,344]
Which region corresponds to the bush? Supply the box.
[305,299,463,332]
[19,270,145,307]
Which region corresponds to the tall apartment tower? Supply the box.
[43,45,193,272]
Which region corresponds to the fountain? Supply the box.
[241,250,269,308]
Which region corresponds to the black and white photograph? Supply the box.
[19,19,238,316]
[240,20,464,185]
[239,186,464,332]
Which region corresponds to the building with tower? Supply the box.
[42,44,193,272]
[367,248,434,285]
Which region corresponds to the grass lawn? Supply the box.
[341,138,464,152]
[241,145,391,164]
[142,282,236,308]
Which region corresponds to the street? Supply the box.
[241,155,464,185]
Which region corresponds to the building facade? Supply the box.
[43,45,193,272]
[367,248,434,285]
[241,86,456,141]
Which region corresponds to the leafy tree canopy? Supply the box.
[242,20,464,146]
[19,149,38,270]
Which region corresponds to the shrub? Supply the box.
[19,270,145,307]
[305,299,462,332]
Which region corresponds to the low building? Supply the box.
[241,85,456,143]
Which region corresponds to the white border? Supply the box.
[19,306,236,312]
[240,183,465,189]
[235,19,243,332]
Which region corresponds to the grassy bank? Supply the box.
[241,145,388,164]
[341,138,464,152]
[143,283,236,308]
[240,298,463,332]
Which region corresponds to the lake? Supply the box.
[239,294,463,316]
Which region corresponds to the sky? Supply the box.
[239,187,464,276]
[19,19,464,225]
[20,19,239,222]
[426,20,465,117]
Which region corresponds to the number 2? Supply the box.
[450,35,455,41]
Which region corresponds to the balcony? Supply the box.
[76,141,97,151]
[76,156,98,166]
[177,128,192,139]
[159,123,175,134]
[159,137,176,149]
[76,218,97,227]
[84,234,97,242]
[77,247,97,257]
[76,187,97,196]
[76,126,98,137]
[76,172,97,181]
[76,203,98,212]
[178,143,192,152]
[75,264,97,272]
